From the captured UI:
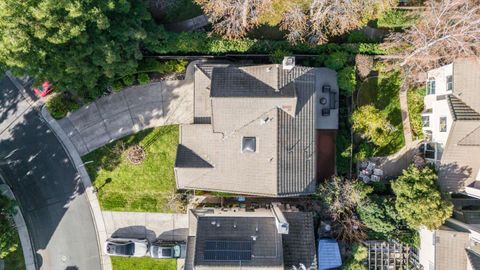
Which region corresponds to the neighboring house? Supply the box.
[174,59,338,196]
[418,58,480,270]
[183,204,317,270]
[421,58,480,193]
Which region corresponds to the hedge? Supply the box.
[148,30,385,55]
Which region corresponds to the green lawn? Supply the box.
[83,125,183,213]
[355,71,405,156]
[111,257,176,270]
[407,87,425,140]
[3,234,25,270]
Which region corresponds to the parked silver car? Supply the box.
[149,242,186,259]
[105,238,149,257]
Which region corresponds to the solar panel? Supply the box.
[204,240,252,261]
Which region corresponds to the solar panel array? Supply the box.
[204,240,252,261]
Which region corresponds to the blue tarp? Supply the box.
[317,239,342,270]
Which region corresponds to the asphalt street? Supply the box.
[0,76,101,270]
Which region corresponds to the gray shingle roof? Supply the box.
[211,66,296,98]
[282,212,317,269]
[466,249,480,270]
[447,95,480,121]
[277,72,316,195]
[175,63,333,196]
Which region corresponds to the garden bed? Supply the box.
[83,125,185,213]
[354,71,405,158]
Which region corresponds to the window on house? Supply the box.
[242,137,256,153]
[427,78,436,95]
[446,75,453,91]
[440,117,447,132]
[422,116,430,127]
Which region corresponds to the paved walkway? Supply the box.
[165,15,209,32]
[58,77,194,156]
[399,86,413,145]
[102,211,188,242]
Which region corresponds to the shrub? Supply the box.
[352,105,396,148]
[391,165,453,230]
[138,59,188,74]
[122,74,135,86]
[343,243,368,270]
[270,48,292,64]
[347,31,373,43]
[357,196,399,236]
[376,10,418,29]
[46,93,81,119]
[146,30,383,55]
[0,195,17,259]
[354,143,374,162]
[324,51,349,71]
[338,66,356,96]
[407,87,425,140]
[137,73,150,85]
[112,80,124,92]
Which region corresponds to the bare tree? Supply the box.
[318,177,371,242]
[195,0,271,39]
[383,0,480,79]
[280,5,308,44]
[280,0,395,44]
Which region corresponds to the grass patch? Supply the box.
[162,0,202,24]
[83,125,184,213]
[355,71,405,157]
[407,87,425,140]
[375,10,418,29]
[3,233,25,270]
[111,257,176,270]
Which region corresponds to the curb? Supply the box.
[0,174,36,270]
[40,106,112,270]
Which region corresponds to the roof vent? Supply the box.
[271,202,289,234]
[282,56,295,70]
[260,117,272,125]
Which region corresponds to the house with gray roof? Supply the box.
[183,204,317,270]
[420,57,480,194]
[418,58,480,270]
[174,60,338,196]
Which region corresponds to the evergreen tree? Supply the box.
[0,0,159,98]
[391,165,453,230]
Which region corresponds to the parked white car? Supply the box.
[149,242,186,259]
[105,238,149,257]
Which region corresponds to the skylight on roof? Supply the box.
[242,137,256,153]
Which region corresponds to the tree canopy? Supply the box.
[352,105,396,148]
[0,0,158,98]
[384,0,480,81]
[391,165,453,230]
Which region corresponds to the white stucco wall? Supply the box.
[423,64,454,146]
[419,228,436,270]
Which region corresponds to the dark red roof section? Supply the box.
[316,130,336,181]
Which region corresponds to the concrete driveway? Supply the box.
[102,211,188,242]
[58,80,193,156]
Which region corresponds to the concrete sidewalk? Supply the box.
[102,211,188,242]
[58,80,194,156]
[0,183,36,270]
